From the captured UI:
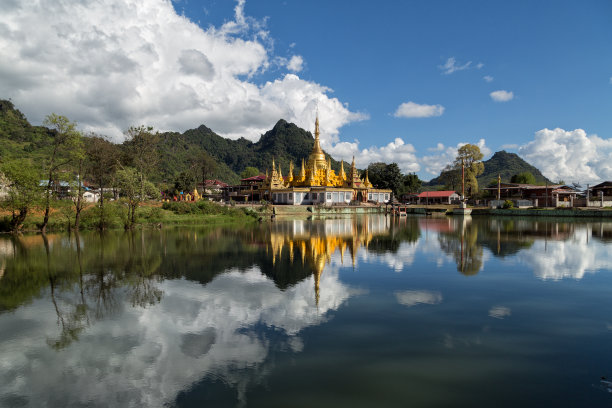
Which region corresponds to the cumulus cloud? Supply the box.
[439,57,472,75]
[421,139,491,177]
[394,101,445,118]
[500,144,518,150]
[395,290,443,307]
[490,90,514,102]
[286,55,304,72]
[0,267,357,406]
[0,0,364,142]
[518,128,612,183]
[483,75,494,82]
[324,137,420,173]
[515,227,612,280]
[489,306,511,319]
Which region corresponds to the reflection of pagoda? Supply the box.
[268,218,377,304]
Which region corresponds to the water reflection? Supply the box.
[1,215,612,407]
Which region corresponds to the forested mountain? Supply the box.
[428,150,551,186]
[0,99,343,186]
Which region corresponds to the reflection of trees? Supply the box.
[367,217,420,254]
[438,219,484,276]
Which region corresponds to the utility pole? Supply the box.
[461,159,465,201]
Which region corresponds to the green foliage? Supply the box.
[1,159,42,232]
[240,166,260,179]
[511,172,536,184]
[367,162,403,195]
[503,200,514,209]
[401,173,422,194]
[173,170,196,193]
[161,200,258,220]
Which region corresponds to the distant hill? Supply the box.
[428,150,552,186]
[0,99,344,186]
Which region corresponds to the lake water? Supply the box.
[1,215,612,407]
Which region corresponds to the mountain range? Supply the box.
[0,98,551,188]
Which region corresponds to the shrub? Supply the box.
[502,200,514,209]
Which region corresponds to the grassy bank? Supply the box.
[0,200,262,233]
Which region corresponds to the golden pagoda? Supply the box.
[263,115,391,205]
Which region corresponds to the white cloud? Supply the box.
[286,55,304,72]
[0,0,364,142]
[500,144,518,150]
[489,306,511,319]
[0,266,357,407]
[518,128,612,183]
[395,290,442,307]
[483,75,494,82]
[609,76,612,84]
[394,101,445,118]
[476,62,484,69]
[439,57,472,75]
[421,139,491,177]
[490,90,514,102]
[324,137,420,173]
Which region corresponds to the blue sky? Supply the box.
[1,0,611,182]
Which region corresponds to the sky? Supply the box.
[1,0,611,183]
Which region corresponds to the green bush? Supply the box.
[502,200,514,209]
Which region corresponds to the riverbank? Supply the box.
[386,205,612,218]
[0,201,261,233]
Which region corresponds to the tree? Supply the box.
[1,160,42,232]
[123,125,160,201]
[173,171,196,193]
[41,114,83,233]
[116,167,159,229]
[451,144,484,197]
[440,165,461,191]
[85,135,120,229]
[189,151,218,184]
[511,172,536,185]
[402,173,422,194]
[366,162,403,195]
[240,166,260,179]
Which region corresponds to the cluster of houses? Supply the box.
[398,181,612,208]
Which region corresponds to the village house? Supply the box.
[415,191,461,205]
[483,183,579,207]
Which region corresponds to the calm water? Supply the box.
[1,215,612,407]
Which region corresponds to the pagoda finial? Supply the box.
[315,114,320,139]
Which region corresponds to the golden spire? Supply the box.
[300,158,306,180]
[278,162,283,182]
[288,161,294,182]
[309,114,326,166]
[339,160,346,181]
[364,169,372,188]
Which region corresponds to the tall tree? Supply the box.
[366,162,403,195]
[85,135,120,229]
[123,125,160,201]
[116,167,159,229]
[40,114,83,233]
[1,159,42,232]
[452,144,484,197]
[402,173,422,194]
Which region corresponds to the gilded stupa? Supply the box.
[263,115,391,205]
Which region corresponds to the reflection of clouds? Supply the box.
[516,231,612,280]
[489,306,511,319]
[395,290,442,307]
[0,267,357,407]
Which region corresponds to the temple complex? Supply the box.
[263,116,392,205]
